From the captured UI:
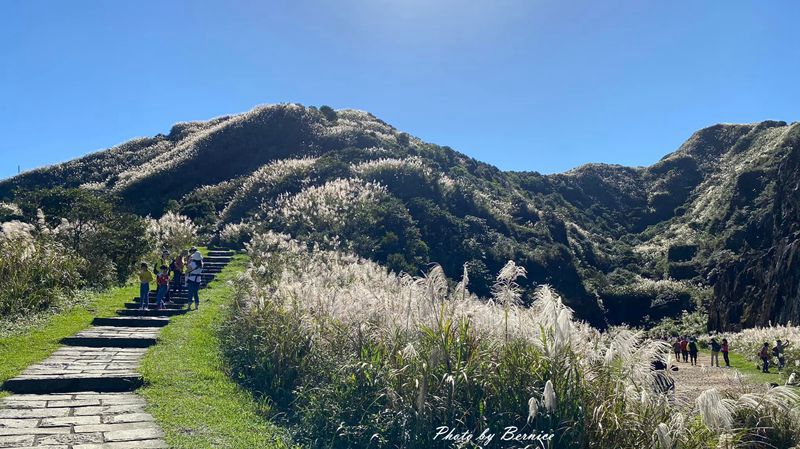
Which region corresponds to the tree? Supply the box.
[319,105,337,122]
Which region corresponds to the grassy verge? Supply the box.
[138,253,296,449]
[726,351,790,385]
[0,284,137,398]
[690,349,790,385]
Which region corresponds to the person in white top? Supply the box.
[186,247,203,310]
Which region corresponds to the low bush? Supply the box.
[0,221,84,316]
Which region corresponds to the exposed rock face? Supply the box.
[711,131,800,330]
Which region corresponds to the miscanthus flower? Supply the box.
[222,157,318,221]
[696,389,734,431]
[543,380,557,413]
[146,212,197,256]
[271,178,387,231]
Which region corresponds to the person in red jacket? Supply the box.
[680,337,689,363]
[155,265,170,311]
[721,338,730,367]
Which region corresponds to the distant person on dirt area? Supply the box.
[721,338,730,367]
[688,338,698,366]
[186,247,203,310]
[680,337,689,362]
[155,265,170,311]
[138,262,154,310]
[759,342,771,373]
[672,338,681,360]
[774,339,791,372]
[710,338,721,367]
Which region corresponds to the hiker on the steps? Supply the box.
[721,338,730,367]
[155,250,171,300]
[138,262,154,310]
[170,250,186,301]
[710,338,721,367]
[688,338,698,366]
[759,342,771,373]
[186,247,203,310]
[155,265,170,310]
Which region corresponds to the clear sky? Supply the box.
[1,1,799,180]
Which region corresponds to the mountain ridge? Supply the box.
[2,103,797,330]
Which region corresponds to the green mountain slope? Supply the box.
[2,104,797,329]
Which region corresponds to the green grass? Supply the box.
[690,349,790,385]
[0,283,137,398]
[138,253,297,449]
[726,351,790,385]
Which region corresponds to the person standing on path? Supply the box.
[138,262,154,310]
[186,247,203,310]
[710,338,721,367]
[672,338,681,361]
[688,338,699,366]
[721,338,730,367]
[155,265,170,311]
[169,250,186,302]
[680,337,689,363]
[759,342,771,373]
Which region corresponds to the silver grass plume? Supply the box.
[696,389,734,431]
[543,380,557,413]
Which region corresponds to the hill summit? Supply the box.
[2,104,798,330]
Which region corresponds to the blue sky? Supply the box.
[1,1,798,180]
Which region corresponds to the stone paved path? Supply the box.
[0,249,234,448]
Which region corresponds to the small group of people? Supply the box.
[758,339,792,373]
[671,336,730,367]
[137,246,204,311]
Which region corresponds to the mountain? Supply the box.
[2,104,797,330]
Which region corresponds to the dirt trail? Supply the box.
[668,352,767,406]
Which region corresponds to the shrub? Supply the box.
[146,212,198,258]
[0,221,84,317]
[15,188,151,286]
[319,105,337,122]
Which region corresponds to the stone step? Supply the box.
[3,374,144,394]
[61,326,160,348]
[202,256,232,263]
[2,347,148,394]
[0,393,167,447]
[116,309,189,317]
[207,250,234,256]
[92,316,170,328]
[123,302,184,310]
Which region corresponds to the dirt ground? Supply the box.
[667,352,767,407]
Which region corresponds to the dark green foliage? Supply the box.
[14,188,151,286]
[319,105,337,121]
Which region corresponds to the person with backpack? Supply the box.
[759,342,771,373]
[155,265,170,311]
[680,337,689,363]
[774,339,791,372]
[169,250,186,301]
[710,338,721,367]
[186,248,203,310]
[721,338,730,367]
[688,337,699,366]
